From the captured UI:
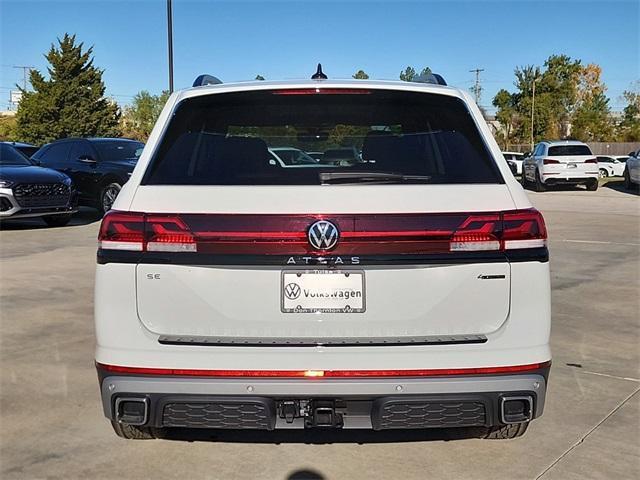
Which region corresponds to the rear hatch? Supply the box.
[544,144,598,176]
[99,86,546,344]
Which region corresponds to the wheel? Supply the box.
[599,168,608,178]
[110,420,158,440]
[484,422,529,439]
[43,214,72,227]
[586,178,598,191]
[624,168,631,189]
[521,170,529,190]
[100,182,122,215]
[534,169,546,192]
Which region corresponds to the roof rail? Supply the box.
[192,74,223,87]
[413,73,447,86]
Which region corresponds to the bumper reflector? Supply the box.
[97,361,551,378]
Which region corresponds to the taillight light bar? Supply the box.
[97,361,551,378]
[98,209,546,254]
[584,158,598,164]
[543,158,560,165]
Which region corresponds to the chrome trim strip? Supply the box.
[157,334,488,348]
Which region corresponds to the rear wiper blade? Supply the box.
[319,171,432,185]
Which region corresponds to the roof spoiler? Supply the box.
[413,73,447,86]
[192,74,223,87]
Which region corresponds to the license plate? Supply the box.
[568,163,577,168]
[281,270,365,313]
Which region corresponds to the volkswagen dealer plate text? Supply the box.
[281,270,365,313]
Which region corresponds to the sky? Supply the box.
[1,0,638,113]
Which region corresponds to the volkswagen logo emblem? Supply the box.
[284,283,301,300]
[308,220,340,250]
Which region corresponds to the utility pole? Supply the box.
[13,65,34,90]
[167,0,174,93]
[530,76,539,150]
[469,68,484,104]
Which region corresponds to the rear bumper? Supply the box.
[98,366,549,430]
[541,173,598,184]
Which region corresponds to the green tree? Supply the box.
[120,90,170,141]
[0,115,18,141]
[255,75,265,81]
[352,70,369,79]
[617,82,640,141]
[399,66,432,82]
[492,89,520,148]
[15,34,120,144]
[571,64,613,141]
[494,55,587,145]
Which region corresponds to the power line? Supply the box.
[13,65,34,90]
[469,68,485,104]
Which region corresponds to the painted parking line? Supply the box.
[560,239,640,247]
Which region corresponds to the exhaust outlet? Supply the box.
[501,396,533,424]
[115,397,149,426]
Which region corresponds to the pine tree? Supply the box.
[352,70,369,79]
[15,34,120,144]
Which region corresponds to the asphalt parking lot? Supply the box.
[1,181,638,480]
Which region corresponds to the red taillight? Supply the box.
[98,211,145,251]
[584,158,598,164]
[449,214,500,251]
[146,215,196,252]
[272,88,371,95]
[502,209,547,250]
[543,158,560,165]
[98,210,547,254]
[98,211,197,252]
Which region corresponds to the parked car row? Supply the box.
[0,138,143,226]
[503,142,640,192]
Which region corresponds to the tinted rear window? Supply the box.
[548,145,592,156]
[143,89,501,185]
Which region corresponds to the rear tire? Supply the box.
[110,420,157,440]
[624,168,632,189]
[484,422,529,439]
[99,182,122,215]
[43,214,72,227]
[534,170,546,192]
[586,178,599,191]
[599,168,608,178]
[521,170,529,190]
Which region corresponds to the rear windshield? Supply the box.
[93,140,144,162]
[548,145,592,156]
[143,89,501,185]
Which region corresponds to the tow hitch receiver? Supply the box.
[305,400,344,429]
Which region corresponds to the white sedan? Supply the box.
[596,156,627,178]
[502,151,525,175]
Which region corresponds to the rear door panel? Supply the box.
[136,262,510,338]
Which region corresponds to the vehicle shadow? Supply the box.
[603,180,639,196]
[158,426,487,444]
[0,207,101,231]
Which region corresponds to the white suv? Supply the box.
[94,74,551,440]
[522,140,599,191]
